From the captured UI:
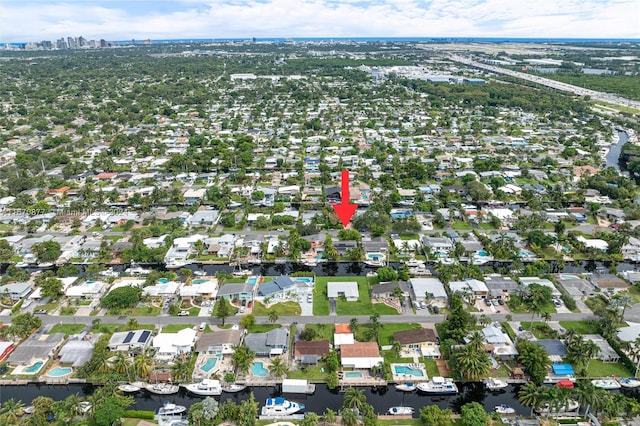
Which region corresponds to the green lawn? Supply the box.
[586,360,632,378]
[161,324,194,333]
[452,221,472,230]
[252,301,301,316]
[312,278,330,315]
[422,359,440,378]
[111,306,161,316]
[507,295,556,314]
[286,363,328,381]
[49,324,85,335]
[37,301,60,313]
[301,324,334,341]
[188,307,201,316]
[520,322,559,339]
[559,321,600,335]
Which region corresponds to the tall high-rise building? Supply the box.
[56,38,67,49]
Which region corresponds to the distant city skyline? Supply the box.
[1,0,639,43]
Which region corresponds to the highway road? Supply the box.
[449,54,640,111]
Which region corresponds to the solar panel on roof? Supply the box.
[138,330,151,343]
[122,332,134,344]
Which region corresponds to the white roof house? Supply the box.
[327,282,359,301]
[518,277,561,296]
[577,236,609,251]
[180,280,218,299]
[481,325,518,360]
[410,278,447,302]
[617,325,640,343]
[143,280,182,298]
[333,333,355,349]
[153,328,198,360]
[65,280,106,298]
[449,279,489,297]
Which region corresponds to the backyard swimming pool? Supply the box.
[24,361,44,373]
[201,357,218,373]
[157,278,169,284]
[193,279,209,284]
[46,367,73,377]
[367,253,384,260]
[475,251,490,257]
[344,372,363,378]
[247,277,258,285]
[294,277,314,284]
[394,365,425,376]
[519,250,536,258]
[252,362,268,377]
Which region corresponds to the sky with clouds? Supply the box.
[1,0,639,42]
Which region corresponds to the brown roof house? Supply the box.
[393,327,440,359]
[340,342,384,369]
[294,340,330,365]
[589,274,628,295]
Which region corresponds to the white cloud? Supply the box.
[0,0,638,42]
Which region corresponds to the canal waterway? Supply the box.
[605,130,629,171]
[2,382,640,418]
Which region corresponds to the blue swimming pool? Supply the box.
[201,357,218,372]
[295,277,314,284]
[345,372,363,378]
[394,365,425,376]
[476,251,490,257]
[519,250,535,257]
[252,362,268,377]
[247,277,257,285]
[24,361,43,373]
[158,278,169,284]
[367,253,383,260]
[193,279,209,284]
[47,367,73,377]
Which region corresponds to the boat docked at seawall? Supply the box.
[145,383,180,395]
[619,377,640,388]
[485,378,508,391]
[222,383,247,393]
[416,377,458,394]
[536,399,580,414]
[157,402,187,416]
[183,379,223,396]
[387,406,414,415]
[592,379,621,390]
[494,404,515,414]
[395,382,416,392]
[261,397,305,416]
[118,383,142,393]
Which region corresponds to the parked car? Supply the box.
[498,299,504,305]
[35,309,47,314]
[484,298,491,306]
[178,311,189,316]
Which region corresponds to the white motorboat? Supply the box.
[387,406,414,415]
[260,397,304,416]
[406,258,425,268]
[183,379,222,396]
[144,383,180,395]
[118,383,141,393]
[15,262,29,268]
[193,270,206,276]
[157,402,186,416]
[592,379,621,390]
[485,378,508,391]
[23,406,34,414]
[232,269,253,277]
[125,263,151,275]
[79,402,92,415]
[99,267,119,278]
[416,377,458,394]
[537,399,580,414]
[222,383,247,393]
[37,262,54,268]
[494,404,515,414]
[619,377,640,388]
[395,382,416,392]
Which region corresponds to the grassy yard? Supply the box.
[301,323,334,341]
[520,322,559,339]
[49,324,84,335]
[37,301,60,313]
[559,320,599,335]
[377,323,421,346]
[486,364,512,379]
[452,221,472,230]
[507,295,556,314]
[313,278,330,315]
[286,363,328,381]
[422,359,440,378]
[586,360,632,378]
[161,324,194,333]
[252,301,301,316]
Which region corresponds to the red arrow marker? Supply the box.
[332,170,358,228]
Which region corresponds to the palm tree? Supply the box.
[454,344,491,381]
[519,381,544,416]
[342,387,367,411]
[93,351,112,375]
[268,357,289,380]
[541,312,552,324]
[126,318,139,330]
[111,351,131,375]
[391,339,402,357]
[583,340,600,372]
[340,407,359,426]
[268,309,279,324]
[171,358,191,383]
[575,380,598,417]
[467,331,485,352]
[1,398,25,424]
[134,353,154,380]
[231,345,255,375]
[323,408,337,423]
[349,317,358,334]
